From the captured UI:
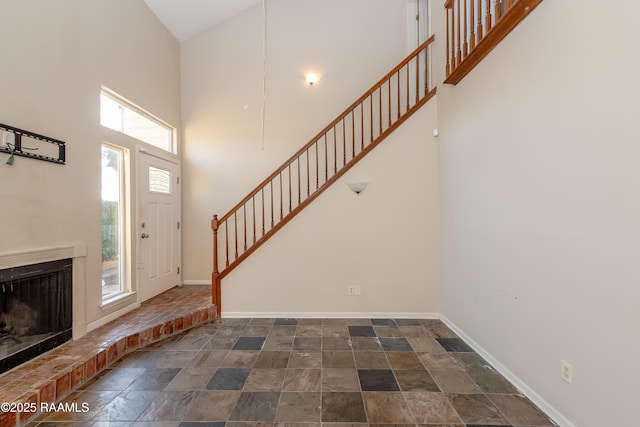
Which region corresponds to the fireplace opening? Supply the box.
[0,258,72,374]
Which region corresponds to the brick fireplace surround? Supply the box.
[0,285,215,427]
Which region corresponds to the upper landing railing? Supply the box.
[444,0,543,84]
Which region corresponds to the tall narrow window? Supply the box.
[101,144,127,299]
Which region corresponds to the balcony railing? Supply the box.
[444,0,543,84]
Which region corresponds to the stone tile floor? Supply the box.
[28,317,557,426]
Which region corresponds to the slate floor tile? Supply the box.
[322,368,360,392]
[137,391,200,421]
[394,369,440,392]
[348,326,377,337]
[127,368,182,390]
[379,337,413,352]
[362,392,414,424]
[253,350,290,368]
[449,393,510,425]
[229,391,280,422]
[436,337,474,352]
[371,319,397,326]
[274,318,298,325]
[403,391,463,424]
[322,392,368,422]
[274,392,321,422]
[232,337,266,351]
[282,368,322,392]
[182,391,241,422]
[205,368,251,390]
[358,369,400,391]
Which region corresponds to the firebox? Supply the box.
[0,258,72,374]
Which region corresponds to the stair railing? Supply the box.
[445,0,543,84]
[211,35,436,315]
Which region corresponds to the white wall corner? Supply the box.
[439,315,576,427]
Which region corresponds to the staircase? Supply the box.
[211,36,436,315]
[210,0,544,316]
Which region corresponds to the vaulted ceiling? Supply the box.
[144,0,261,41]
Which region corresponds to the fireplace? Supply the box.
[0,258,72,374]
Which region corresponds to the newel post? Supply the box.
[211,215,221,316]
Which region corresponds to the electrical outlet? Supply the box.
[347,285,361,296]
[1,131,14,149]
[561,360,573,384]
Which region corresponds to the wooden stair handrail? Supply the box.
[218,35,435,225]
[211,35,436,315]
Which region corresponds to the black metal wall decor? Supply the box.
[0,122,66,165]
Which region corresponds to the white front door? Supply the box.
[137,148,181,302]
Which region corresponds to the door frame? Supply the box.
[135,145,182,302]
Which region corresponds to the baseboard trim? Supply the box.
[182,280,210,285]
[439,315,574,427]
[222,311,439,319]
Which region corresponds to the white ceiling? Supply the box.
[144,0,261,42]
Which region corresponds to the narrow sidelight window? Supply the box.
[101,144,128,299]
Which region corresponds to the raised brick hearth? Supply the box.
[0,285,215,427]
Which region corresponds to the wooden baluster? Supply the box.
[507,0,513,7]
[234,212,238,259]
[463,0,468,57]
[224,219,229,267]
[252,196,256,243]
[279,172,283,220]
[351,110,355,158]
[415,53,420,103]
[450,8,457,70]
[388,79,392,127]
[445,4,451,75]
[270,180,274,227]
[288,164,292,213]
[297,157,301,204]
[486,0,492,31]
[261,188,265,237]
[403,64,408,111]
[306,149,310,197]
[324,134,328,182]
[470,0,476,50]
[494,0,502,20]
[424,46,429,93]
[360,103,365,150]
[477,0,483,42]
[243,205,247,251]
[377,88,382,135]
[370,93,374,142]
[396,70,401,119]
[456,0,462,65]
[315,140,319,190]
[342,119,346,166]
[333,127,337,174]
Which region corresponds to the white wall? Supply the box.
[181,0,440,316]
[0,0,181,331]
[436,1,640,425]
[223,102,440,316]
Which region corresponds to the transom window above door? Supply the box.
[100,88,175,154]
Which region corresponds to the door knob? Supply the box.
[141,233,150,239]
